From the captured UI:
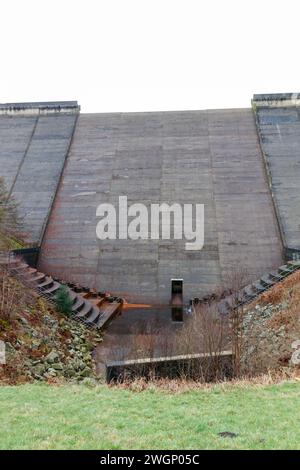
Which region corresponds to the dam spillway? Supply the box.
[1,95,300,303]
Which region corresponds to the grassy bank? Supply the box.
[0,381,300,449]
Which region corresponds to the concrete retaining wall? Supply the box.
[106,351,233,382]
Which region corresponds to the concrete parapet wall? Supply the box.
[252,93,300,108]
[0,101,80,116]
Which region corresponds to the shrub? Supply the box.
[54,285,73,316]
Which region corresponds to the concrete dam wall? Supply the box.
[1,95,299,304]
[39,107,283,304]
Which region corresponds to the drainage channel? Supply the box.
[93,305,192,376]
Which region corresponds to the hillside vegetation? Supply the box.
[0,270,101,384]
[242,270,300,374]
[0,177,23,250]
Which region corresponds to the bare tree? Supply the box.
[0,177,23,250]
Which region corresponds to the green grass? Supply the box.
[0,381,300,449]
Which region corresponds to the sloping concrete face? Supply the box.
[207,109,283,280]
[254,94,300,251]
[0,115,36,192]
[39,109,283,304]
[0,102,79,244]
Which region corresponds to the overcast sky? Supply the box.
[1,0,299,113]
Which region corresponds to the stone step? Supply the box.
[269,270,282,281]
[84,307,101,324]
[27,267,37,275]
[251,281,265,294]
[42,281,61,295]
[38,277,54,289]
[278,264,294,275]
[71,297,85,312]
[28,272,46,283]
[74,302,94,318]
[89,297,106,308]
[96,302,122,329]
[287,260,300,269]
[243,285,256,299]
[218,299,229,315]
[260,275,275,288]
[11,262,28,272]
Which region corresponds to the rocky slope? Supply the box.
[241,270,300,375]
[0,271,102,384]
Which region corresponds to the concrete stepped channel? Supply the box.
[4,255,123,330]
[217,260,300,315]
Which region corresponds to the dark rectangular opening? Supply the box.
[171,279,183,322]
[172,279,183,295]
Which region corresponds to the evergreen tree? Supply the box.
[54,285,73,316]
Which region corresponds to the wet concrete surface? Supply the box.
[94,306,190,375]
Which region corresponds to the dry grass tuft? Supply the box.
[260,283,285,305]
[109,368,300,393]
